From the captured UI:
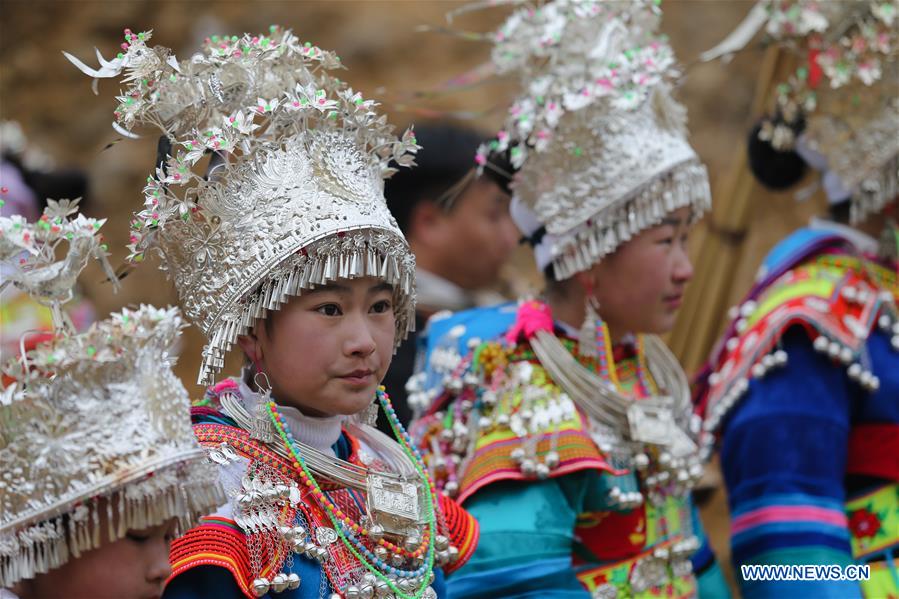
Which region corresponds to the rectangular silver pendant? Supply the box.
[627,398,675,446]
[367,474,422,535]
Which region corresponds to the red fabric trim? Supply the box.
[437,493,480,574]
[344,430,363,465]
[167,522,254,598]
[847,423,899,481]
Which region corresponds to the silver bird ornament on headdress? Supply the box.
[0,198,118,331]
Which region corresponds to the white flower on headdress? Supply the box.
[493,129,510,154]
[181,139,206,165]
[379,127,419,177]
[530,129,553,152]
[158,156,191,186]
[223,110,260,135]
[572,0,603,20]
[611,90,643,111]
[822,63,852,88]
[765,0,829,38]
[797,5,829,34]
[872,2,897,26]
[290,84,339,115]
[283,86,306,113]
[543,99,566,126]
[511,98,537,139]
[255,97,279,115]
[0,215,37,257]
[509,144,527,169]
[856,59,882,86]
[310,89,338,114]
[474,143,490,171]
[399,127,420,155]
[540,6,567,49]
[44,199,81,221]
[339,89,376,113]
[536,73,556,95]
[562,89,593,112]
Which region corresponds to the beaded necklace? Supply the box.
[267,387,438,599]
[592,320,659,397]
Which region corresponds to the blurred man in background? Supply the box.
[381,122,518,429]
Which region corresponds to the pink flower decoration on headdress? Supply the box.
[506,300,554,344]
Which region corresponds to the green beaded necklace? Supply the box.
[266,389,438,599]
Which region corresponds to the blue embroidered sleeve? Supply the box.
[719,329,861,599]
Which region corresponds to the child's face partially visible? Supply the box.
[21,519,176,599]
[238,276,398,417]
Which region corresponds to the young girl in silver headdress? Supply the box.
[67,26,479,599]
[0,203,224,599]
[697,2,899,597]
[408,2,729,597]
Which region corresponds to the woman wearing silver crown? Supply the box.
[696,2,899,597]
[407,2,729,597]
[66,26,479,599]
[0,202,225,598]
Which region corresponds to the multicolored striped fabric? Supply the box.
[168,516,255,598]
[698,227,899,598]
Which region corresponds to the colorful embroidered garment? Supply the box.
[410,302,729,598]
[165,379,478,599]
[696,226,899,598]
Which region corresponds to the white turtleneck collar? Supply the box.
[236,378,346,457]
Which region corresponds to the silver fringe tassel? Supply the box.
[551,159,711,280]
[199,230,416,385]
[0,472,225,588]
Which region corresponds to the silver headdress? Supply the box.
[66,27,420,384]
[476,0,711,279]
[0,197,116,331]
[703,0,899,223]
[0,206,224,588]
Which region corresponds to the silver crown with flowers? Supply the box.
[66,27,420,384]
[703,0,899,223]
[0,205,224,588]
[476,0,710,279]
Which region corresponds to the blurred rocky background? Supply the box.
[1,2,834,594]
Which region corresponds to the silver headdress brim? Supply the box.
[198,226,416,385]
[549,158,711,280]
[0,444,224,588]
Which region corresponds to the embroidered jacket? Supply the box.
[409,302,729,598]
[164,379,479,599]
[696,226,899,598]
